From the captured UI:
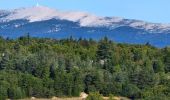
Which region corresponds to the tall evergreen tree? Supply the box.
[164,51,170,72]
[96,37,112,69]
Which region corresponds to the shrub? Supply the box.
[86,92,103,100]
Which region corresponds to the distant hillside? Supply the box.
[0,6,170,47]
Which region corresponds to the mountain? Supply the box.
[0,6,170,47]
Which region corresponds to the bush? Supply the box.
[122,83,141,99]
[8,87,25,99]
[86,92,103,100]
[0,86,8,100]
[109,94,115,100]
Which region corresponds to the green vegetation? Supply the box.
[86,92,103,100]
[0,36,169,99]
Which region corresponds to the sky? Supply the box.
[0,0,169,23]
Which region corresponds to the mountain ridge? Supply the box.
[1,6,170,33]
[0,6,170,47]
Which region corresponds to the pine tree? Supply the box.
[164,51,170,72]
[96,37,112,69]
[153,60,164,73]
[0,52,10,70]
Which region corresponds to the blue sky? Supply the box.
[0,0,169,23]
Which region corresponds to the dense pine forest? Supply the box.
[0,35,170,100]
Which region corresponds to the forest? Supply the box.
[0,35,169,100]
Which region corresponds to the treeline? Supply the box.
[0,36,169,99]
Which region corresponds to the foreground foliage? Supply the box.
[86,92,103,100]
[0,36,169,99]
